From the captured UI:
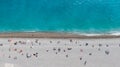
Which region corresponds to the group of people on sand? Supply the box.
[0,39,112,66]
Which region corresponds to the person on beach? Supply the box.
[106,45,109,47]
[66,55,68,58]
[46,50,49,52]
[63,50,66,52]
[89,53,92,56]
[50,41,52,43]
[19,50,23,53]
[8,55,11,58]
[92,45,94,48]
[56,52,58,54]
[80,49,83,52]
[85,43,88,46]
[98,48,101,51]
[80,57,82,60]
[84,61,87,66]
[26,53,32,58]
[14,42,17,45]
[0,44,3,46]
[8,39,12,42]
[75,42,77,44]
[58,48,61,52]
[70,39,72,42]
[33,53,38,57]
[35,39,39,43]
[105,50,109,55]
[99,44,102,47]
[67,48,72,50]
[57,41,60,44]
[119,44,120,47]
[14,56,17,60]
[53,48,56,51]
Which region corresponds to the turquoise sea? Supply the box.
[0,0,120,34]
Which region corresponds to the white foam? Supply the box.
[110,32,120,36]
[81,33,103,36]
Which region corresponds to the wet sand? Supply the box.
[0,37,120,67]
[0,32,120,38]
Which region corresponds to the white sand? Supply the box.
[0,38,120,67]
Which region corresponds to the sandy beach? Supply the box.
[0,33,120,67]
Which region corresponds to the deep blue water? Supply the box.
[0,0,120,33]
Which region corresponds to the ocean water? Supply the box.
[0,0,120,34]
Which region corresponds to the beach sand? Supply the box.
[0,32,120,67]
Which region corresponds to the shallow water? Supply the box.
[0,0,120,33]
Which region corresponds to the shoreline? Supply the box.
[0,32,120,38]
